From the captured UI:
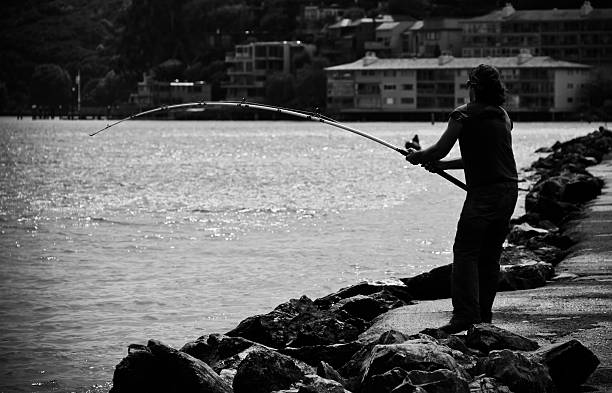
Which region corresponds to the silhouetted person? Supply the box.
[405,64,518,334]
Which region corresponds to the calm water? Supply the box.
[0,117,596,392]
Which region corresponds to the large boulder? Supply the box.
[400,264,452,300]
[498,261,554,291]
[280,341,363,369]
[180,334,261,372]
[360,367,408,393]
[466,324,539,353]
[233,347,306,393]
[317,361,347,387]
[531,339,600,393]
[333,290,411,321]
[361,339,467,386]
[297,374,348,393]
[226,295,364,348]
[468,376,513,393]
[110,340,232,393]
[403,369,469,393]
[339,331,414,392]
[478,349,555,393]
[507,223,550,245]
[314,279,413,308]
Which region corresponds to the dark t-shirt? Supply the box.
[450,102,518,189]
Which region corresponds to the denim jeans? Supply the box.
[451,182,518,324]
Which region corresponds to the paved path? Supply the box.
[362,158,612,392]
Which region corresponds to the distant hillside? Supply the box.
[0,0,126,110]
[0,0,609,112]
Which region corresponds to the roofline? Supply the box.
[324,57,591,71]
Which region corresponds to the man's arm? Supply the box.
[406,118,462,164]
[433,157,464,170]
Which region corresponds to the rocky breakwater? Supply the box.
[109,127,612,393]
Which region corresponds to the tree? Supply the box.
[153,59,186,81]
[30,64,72,108]
[0,81,8,112]
[294,58,329,109]
[265,73,295,106]
[87,70,135,106]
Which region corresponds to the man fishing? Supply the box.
[405,64,518,334]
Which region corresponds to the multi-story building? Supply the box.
[325,52,590,115]
[364,21,416,58]
[323,15,395,63]
[402,18,463,58]
[461,1,612,67]
[129,73,211,108]
[223,41,309,101]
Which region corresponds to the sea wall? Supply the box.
[107,126,612,393]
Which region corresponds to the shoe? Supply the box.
[437,320,473,334]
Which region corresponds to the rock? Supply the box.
[226,295,364,349]
[339,331,414,392]
[525,192,578,225]
[315,279,412,308]
[180,334,260,371]
[499,246,543,266]
[550,272,578,281]
[507,223,549,245]
[110,346,165,393]
[146,340,233,393]
[390,382,427,393]
[528,246,566,265]
[561,173,603,203]
[531,339,600,393]
[287,311,364,347]
[466,324,539,353]
[233,347,305,393]
[478,349,555,393]
[404,369,470,393]
[110,340,232,393]
[361,339,467,386]
[400,264,452,300]
[361,367,408,393]
[297,375,348,393]
[468,376,513,393]
[280,342,363,369]
[317,361,347,387]
[334,290,411,321]
[498,261,554,291]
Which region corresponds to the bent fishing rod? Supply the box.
[90,100,467,191]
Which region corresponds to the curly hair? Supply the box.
[468,64,507,106]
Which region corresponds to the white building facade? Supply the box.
[325,52,590,114]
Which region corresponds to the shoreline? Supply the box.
[108,126,612,393]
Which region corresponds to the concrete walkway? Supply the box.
[362,158,612,392]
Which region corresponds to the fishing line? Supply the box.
[90,100,467,191]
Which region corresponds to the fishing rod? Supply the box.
[90,100,467,191]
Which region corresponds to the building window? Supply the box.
[567,83,574,89]
[457,97,465,104]
[386,97,395,105]
[402,84,413,90]
[401,97,414,104]
[383,84,396,90]
[567,97,573,103]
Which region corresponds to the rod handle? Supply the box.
[396,148,467,191]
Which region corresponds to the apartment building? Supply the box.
[325,52,590,114]
[461,2,612,66]
[403,18,463,58]
[223,41,309,101]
